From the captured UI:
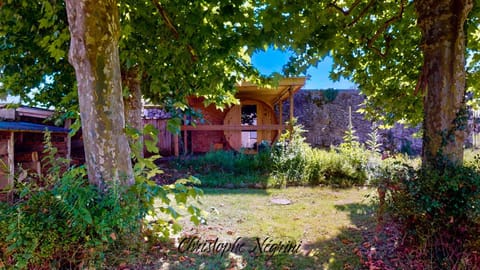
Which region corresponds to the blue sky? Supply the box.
[251,48,356,90]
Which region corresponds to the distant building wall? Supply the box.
[187,97,228,153]
[286,90,423,155]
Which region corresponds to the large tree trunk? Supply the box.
[65,0,134,189]
[416,0,473,168]
[122,66,144,158]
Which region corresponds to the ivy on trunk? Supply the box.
[416,0,473,168]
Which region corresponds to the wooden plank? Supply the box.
[31,152,41,176]
[256,102,277,145]
[7,132,14,188]
[181,124,286,131]
[223,105,241,150]
[143,119,173,155]
[279,101,283,135]
[0,108,16,120]
[0,140,7,155]
[15,107,54,119]
[64,118,72,164]
[257,102,264,146]
[173,134,179,157]
[289,89,294,122]
[183,116,188,155]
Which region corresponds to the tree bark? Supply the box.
[416,0,473,168]
[122,66,144,158]
[65,0,134,189]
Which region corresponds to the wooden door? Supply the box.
[223,105,241,150]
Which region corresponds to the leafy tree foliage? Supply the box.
[0,0,265,111]
[0,0,267,186]
[119,0,263,108]
[258,0,478,124]
[257,0,480,167]
[0,1,75,108]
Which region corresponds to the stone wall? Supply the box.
[286,90,423,155]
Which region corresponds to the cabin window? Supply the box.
[241,105,257,149]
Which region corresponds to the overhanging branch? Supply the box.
[150,0,198,62]
[348,0,376,27]
[366,0,406,58]
[328,0,362,16]
[329,0,406,58]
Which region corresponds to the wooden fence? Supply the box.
[143,119,174,156]
[473,110,480,149]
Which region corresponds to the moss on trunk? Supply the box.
[65,0,134,189]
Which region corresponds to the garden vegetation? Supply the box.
[175,122,480,269]
[0,131,203,269]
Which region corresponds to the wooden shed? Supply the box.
[0,106,69,189]
[143,106,174,156]
[178,77,306,154]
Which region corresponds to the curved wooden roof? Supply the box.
[235,77,306,106]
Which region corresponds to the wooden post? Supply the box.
[183,116,188,155]
[279,101,283,135]
[288,89,294,138]
[65,118,72,165]
[31,151,41,177]
[289,89,294,122]
[173,134,179,157]
[7,132,14,189]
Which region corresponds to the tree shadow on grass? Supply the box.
[136,202,377,270]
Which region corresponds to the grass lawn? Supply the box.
[151,187,376,270]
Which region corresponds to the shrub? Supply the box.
[376,161,480,269]
[175,149,272,177]
[323,88,338,103]
[270,120,369,188]
[0,129,203,269]
[271,121,312,187]
[327,122,369,186]
[175,120,372,188]
[366,127,382,154]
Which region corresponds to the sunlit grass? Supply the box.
[155,186,376,270]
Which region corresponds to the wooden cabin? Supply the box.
[177,78,306,155]
[0,106,70,189]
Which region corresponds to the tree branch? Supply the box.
[150,0,198,62]
[328,0,378,28]
[366,0,406,58]
[348,0,376,27]
[328,0,362,16]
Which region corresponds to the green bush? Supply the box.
[175,121,371,188]
[271,122,312,187]
[270,120,369,188]
[305,147,368,188]
[175,149,272,177]
[311,123,369,187]
[0,129,203,269]
[376,161,480,268]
